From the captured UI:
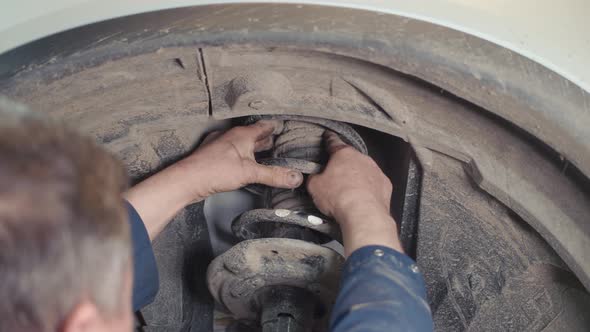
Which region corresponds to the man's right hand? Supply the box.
[307,131,404,256]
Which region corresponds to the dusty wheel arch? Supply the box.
[1,3,588,290]
[2,4,589,176]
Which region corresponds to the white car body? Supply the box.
[1,0,589,93]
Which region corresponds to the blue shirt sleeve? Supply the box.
[125,201,159,311]
[330,245,433,332]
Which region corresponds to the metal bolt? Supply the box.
[410,264,420,273]
[275,209,291,217]
[248,100,267,110]
[374,249,384,257]
[307,215,323,225]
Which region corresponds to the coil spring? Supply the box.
[233,115,368,246]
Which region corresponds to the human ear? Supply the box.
[60,300,102,332]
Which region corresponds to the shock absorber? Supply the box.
[207,115,367,331]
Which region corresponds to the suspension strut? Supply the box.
[207,115,367,331]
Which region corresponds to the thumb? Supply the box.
[201,130,223,146]
[248,161,303,189]
[324,130,349,154]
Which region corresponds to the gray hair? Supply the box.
[0,98,131,332]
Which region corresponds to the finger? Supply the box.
[306,173,319,193]
[248,162,303,189]
[324,130,349,154]
[238,120,283,141]
[254,136,274,152]
[201,130,223,145]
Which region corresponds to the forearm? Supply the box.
[123,161,205,240]
[331,206,432,331]
[330,246,433,332]
[126,202,159,310]
[335,204,403,257]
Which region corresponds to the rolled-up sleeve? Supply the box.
[330,246,433,332]
[126,202,159,311]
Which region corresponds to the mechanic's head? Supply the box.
[0,99,133,332]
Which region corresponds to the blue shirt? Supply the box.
[127,203,433,331]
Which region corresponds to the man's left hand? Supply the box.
[124,120,303,240]
[177,120,303,202]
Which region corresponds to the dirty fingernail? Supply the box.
[323,130,337,138]
[257,119,284,135]
[288,171,303,187]
[267,120,284,135]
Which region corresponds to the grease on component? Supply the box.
[206,115,367,331]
